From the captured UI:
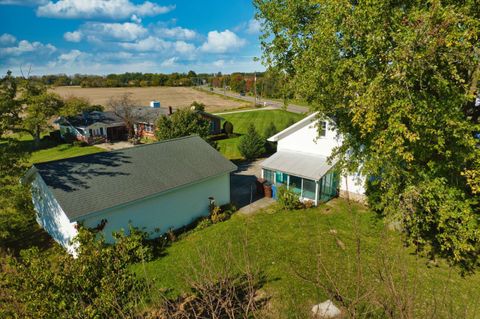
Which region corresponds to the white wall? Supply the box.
[340,173,366,197]
[80,173,231,243]
[277,120,342,157]
[276,118,366,198]
[31,174,78,252]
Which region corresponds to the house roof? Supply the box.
[32,136,237,221]
[133,107,172,124]
[261,150,336,181]
[60,111,124,128]
[267,112,319,142]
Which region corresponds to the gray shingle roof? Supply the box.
[261,151,336,181]
[33,136,237,221]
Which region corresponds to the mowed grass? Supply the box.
[1,133,104,165]
[217,110,304,160]
[135,199,480,318]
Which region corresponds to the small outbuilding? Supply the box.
[24,136,237,252]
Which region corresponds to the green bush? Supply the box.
[238,124,265,160]
[223,121,234,135]
[277,186,303,210]
[196,218,213,231]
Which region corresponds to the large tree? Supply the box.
[255,0,480,270]
[155,108,210,142]
[21,81,63,148]
[108,93,138,139]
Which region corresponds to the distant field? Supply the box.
[52,86,249,112]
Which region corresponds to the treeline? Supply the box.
[207,69,289,99]
[30,71,207,88]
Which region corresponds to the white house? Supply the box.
[261,112,366,205]
[24,136,237,252]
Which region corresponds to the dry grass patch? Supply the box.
[52,86,249,112]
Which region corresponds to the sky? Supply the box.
[0,0,265,76]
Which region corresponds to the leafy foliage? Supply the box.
[277,186,303,210]
[60,96,103,117]
[237,123,265,160]
[190,100,205,111]
[0,228,148,318]
[222,120,234,135]
[155,108,210,141]
[255,0,480,270]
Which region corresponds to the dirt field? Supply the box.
[52,86,249,112]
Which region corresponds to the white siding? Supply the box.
[274,117,366,199]
[80,173,231,243]
[277,120,342,157]
[31,174,78,252]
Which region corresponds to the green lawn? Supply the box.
[135,199,480,318]
[217,110,304,160]
[1,133,104,165]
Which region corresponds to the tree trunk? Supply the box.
[33,126,41,149]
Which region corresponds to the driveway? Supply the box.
[95,141,135,151]
[230,159,265,209]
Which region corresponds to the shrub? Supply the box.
[72,140,87,147]
[195,218,213,231]
[277,186,303,210]
[223,121,234,135]
[238,124,265,160]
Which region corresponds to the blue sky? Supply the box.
[0,0,265,76]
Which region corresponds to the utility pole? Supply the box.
[254,71,257,107]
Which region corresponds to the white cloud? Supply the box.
[161,57,178,67]
[0,39,56,56]
[200,30,246,53]
[36,0,175,19]
[246,19,261,34]
[130,14,142,24]
[66,22,147,43]
[174,41,195,55]
[63,30,82,42]
[58,49,83,63]
[118,36,170,51]
[213,59,225,67]
[155,26,197,40]
[0,33,16,46]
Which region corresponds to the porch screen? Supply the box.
[319,170,339,202]
[289,175,302,194]
[275,171,287,185]
[302,178,316,200]
[263,169,274,183]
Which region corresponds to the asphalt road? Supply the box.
[197,86,310,114]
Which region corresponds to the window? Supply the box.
[302,179,316,200]
[275,171,287,185]
[289,175,302,194]
[263,169,274,183]
[319,121,327,137]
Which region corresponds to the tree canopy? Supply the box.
[238,124,265,160]
[155,108,210,142]
[255,0,480,271]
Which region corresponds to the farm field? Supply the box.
[134,198,480,318]
[217,110,304,160]
[52,86,250,112]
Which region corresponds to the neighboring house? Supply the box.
[24,136,237,252]
[55,111,127,144]
[133,103,173,139]
[133,101,223,138]
[261,112,366,205]
[195,110,223,135]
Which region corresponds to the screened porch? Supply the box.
[261,151,339,205]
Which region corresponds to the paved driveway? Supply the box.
[230,159,265,209]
